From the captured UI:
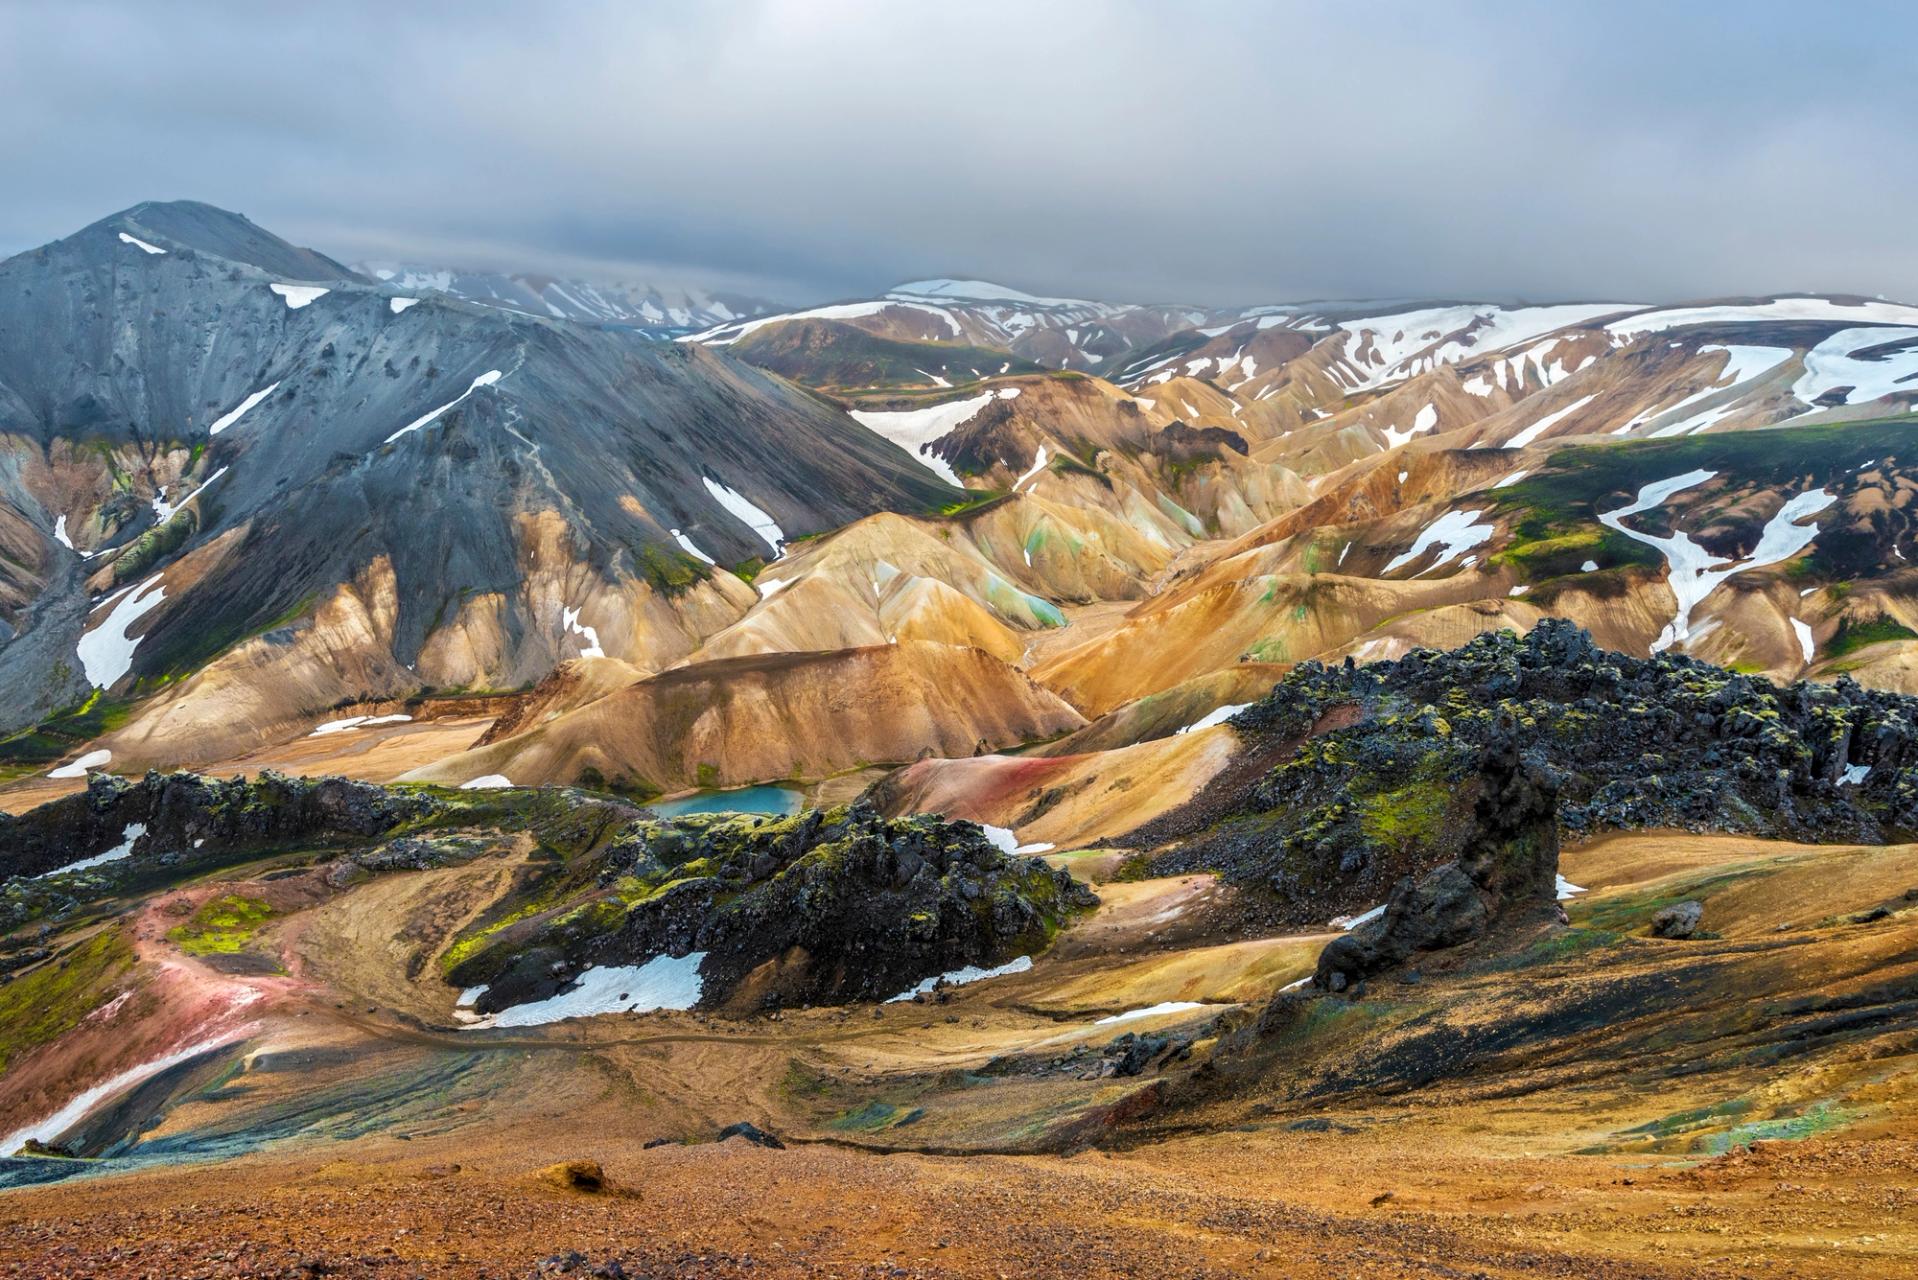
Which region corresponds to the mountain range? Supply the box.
[5,201,1918,1275]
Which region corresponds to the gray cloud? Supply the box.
[2,0,1912,307]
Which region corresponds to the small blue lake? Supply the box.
[648,784,804,819]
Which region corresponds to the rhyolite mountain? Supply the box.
[0,201,958,736]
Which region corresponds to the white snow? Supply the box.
[457,985,488,1007]
[670,528,716,565]
[1842,763,1872,786]
[1599,470,1834,652]
[1094,1002,1209,1026]
[40,822,145,878]
[52,514,73,549]
[384,370,503,443]
[1013,446,1049,490]
[1506,393,1598,449]
[848,393,997,487]
[459,774,514,790]
[76,574,166,688]
[1382,508,1496,575]
[269,283,330,310]
[1643,346,1792,437]
[1461,374,1495,397]
[475,954,708,1028]
[208,382,281,436]
[980,825,1020,855]
[1493,469,1531,489]
[1607,297,1918,339]
[1331,903,1387,931]
[1581,560,1600,572]
[562,606,604,659]
[687,298,962,345]
[48,748,112,779]
[702,478,784,553]
[117,231,166,255]
[0,1031,240,1155]
[1791,327,1918,406]
[890,278,1092,307]
[754,576,791,600]
[1792,618,1816,664]
[1510,585,1531,596]
[1556,874,1585,901]
[149,466,229,525]
[1380,403,1439,449]
[1176,703,1253,735]
[1015,841,1055,854]
[389,296,421,314]
[308,714,412,737]
[884,954,1034,1003]
[1336,303,1634,391]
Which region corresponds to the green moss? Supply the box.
[1354,775,1452,850]
[1825,615,1918,659]
[166,894,278,955]
[0,931,135,1073]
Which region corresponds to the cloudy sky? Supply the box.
[2,0,1911,307]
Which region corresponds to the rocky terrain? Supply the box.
[1142,620,1918,921]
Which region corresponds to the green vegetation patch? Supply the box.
[166,894,278,955]
[0,930,135,1073]
[1826,615,1918,660]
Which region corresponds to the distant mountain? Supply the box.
[0,201,956,744]
[355,261,781,336]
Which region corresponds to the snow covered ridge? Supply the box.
[1604,296,1918,339]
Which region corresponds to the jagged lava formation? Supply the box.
[1144,620,1918,922]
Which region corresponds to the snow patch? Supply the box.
[1599,471,1833,653]
[459,775,514,790]
[884,954,1033,1003]
[77,574,166,688]
[0,1031,241,1155]
[1176,703,1253,735]
[1094,1002,1209,1026]
[476,954,707,1028]
[1506,393,1597,449]
[1792,618,1816,664]
[269,283,329,310]
[40,822,145,878]
[702,478,784,553]
[1383,509,1496,575]
[848,393,997,487]
[208,382,281,435]
[389,296,420,315]
[384,370,504,443]
[118,231,166,255]
[48,748,112,779]
[670,528,716,565]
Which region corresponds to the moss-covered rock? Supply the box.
[445,801,1096,1013]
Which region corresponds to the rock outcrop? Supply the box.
[1150,620,1918,924]
[448,801,1096,1013]
[1314,711,1558,992]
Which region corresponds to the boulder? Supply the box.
[1650,900,1704,938]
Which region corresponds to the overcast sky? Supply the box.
[2,0,1911,307]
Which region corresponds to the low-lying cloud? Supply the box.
[2,0,1911,307]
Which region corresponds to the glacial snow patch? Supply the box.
[473,954,708,1028]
